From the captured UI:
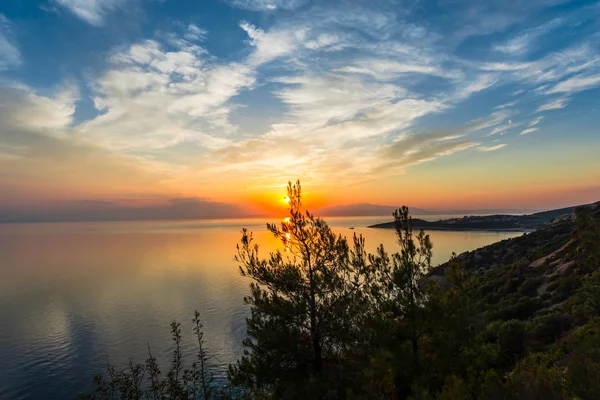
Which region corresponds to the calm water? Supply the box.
[0,217,521,399]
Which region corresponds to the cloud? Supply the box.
[494,35,531,56]
[361,117,518,176]
[480,41,600,91]
[79,38,255,152]
[0,83,171,205]
[0,82,78,132]
[304,33,343,51]
[493,17,564,55]
[311,4,400,40]
[481,115,522,137]
[546,74,600,94]
[453,74,498,101]
[336,59,447,80]
[478,144,507,152]
[483,45,600,85]
[476,23,600,123]
[184,24,208,42]
[272,74,407,129]
[495,100,518,109]
[536,97,570,112]
[528,116,544,127]
[240,22,306,65]
[0,15,21,70]
[225,0,308,12]
[54,0,127,26]
[520,127,538,135]
[377,136,477,175]
[209,98,444,183]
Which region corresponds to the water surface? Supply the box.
[0,217,521,399]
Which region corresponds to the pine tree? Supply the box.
[368,206,434,399]
[228,181,374,399]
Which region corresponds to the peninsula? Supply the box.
[367,204,588,232]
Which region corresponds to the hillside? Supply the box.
[425,201,600,396]
[432,201,600,323]
[368,204,583,231]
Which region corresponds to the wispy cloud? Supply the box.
[536,97,570,112]
[453,74,498,101]
[273,74,407,130]
[478,144,507,152]
[0,15,21,70]
[495,100,517,110]
[226,0,308,12]
[304,33,343,51]
[520,127,539,135]
[184,24,207,41]
[546,74,600,95]
[337,60,444,80]
[486,115,520,137]
[528,116,544,127]
[53,0,127,26]
[481,43,600,86]
[376,136,477,175]
[493,18,564,56]
[240,22,306,65]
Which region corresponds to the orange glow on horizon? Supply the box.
[245,188,328,217]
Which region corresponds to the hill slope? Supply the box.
[423,201,600,397]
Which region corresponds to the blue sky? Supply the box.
[0,0,599,220]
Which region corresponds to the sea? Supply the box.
[0,216,521,399]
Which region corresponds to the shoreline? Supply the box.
[367,224,535,233]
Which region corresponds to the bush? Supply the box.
[530,313,573,345]
[519,276,545,297]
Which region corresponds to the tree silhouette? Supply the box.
[228,180,374,399]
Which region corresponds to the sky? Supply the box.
[0,0,599,221]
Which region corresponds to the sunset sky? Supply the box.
[1,0,599,221]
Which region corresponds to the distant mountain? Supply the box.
[317,203,537,217]
[368,203,595,231]
[0,198,253,223]
[317,203,428,217]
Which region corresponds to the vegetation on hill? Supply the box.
[81,182,600,399]
[368,205,581,231]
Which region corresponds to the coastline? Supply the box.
[367,224,534,233]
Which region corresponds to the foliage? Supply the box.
[80,311,218,400]
[228,180,374,399]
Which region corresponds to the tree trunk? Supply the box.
[308,259,322,375]
[394,373,410,400]
[310,282,322,374]
[313,328,322,374]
